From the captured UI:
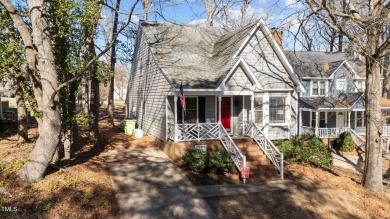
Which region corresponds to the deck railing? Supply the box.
[348,128,366,151]
[383,126,390,136]
[167,122,246,172]
[244,121,284,179]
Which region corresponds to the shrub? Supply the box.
[182,149,208,172]
[182,146,233,174]
[277,134,332,169]
[335,131,355,152]
[207,147,233,174]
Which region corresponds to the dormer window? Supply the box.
[336,79,347,90]
[312,81,326,96]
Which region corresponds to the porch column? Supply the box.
[174,96,178,143]
[315,111,319,136]
[347,111,351,129]
[242,96,245,136]
[218,96,222,124]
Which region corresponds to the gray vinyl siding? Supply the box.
[244,96,251,123]
[329,65,358,96]
[268,126,289,139]
[127,29,174,140]
[225,66,254,91]
[167,96,175,123]
[205,96,216,123]
[289,92,298,136]
[240,29,294,90]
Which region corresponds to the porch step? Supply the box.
[233,138,281,183]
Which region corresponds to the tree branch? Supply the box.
[49,0,140,108]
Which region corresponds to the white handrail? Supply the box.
[218,124,247,172]
[245,121,284,179]
[166,122,247,174]
[348,128,366,151]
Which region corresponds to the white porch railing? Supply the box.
[244,121,284,179]
[348,128,366,151]
[167,122,246,172]
[167,123,175,140]
[383,126,390,136]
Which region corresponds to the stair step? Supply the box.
[246,159,270,166]
[245,154,266,160]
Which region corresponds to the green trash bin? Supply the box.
[124,119,136,135]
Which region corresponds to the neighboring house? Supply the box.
[125,20,305,178]
[285,51,390,152]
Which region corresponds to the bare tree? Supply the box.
[203,0,223,27]
[0,0,139,181]
[303,0,390,193]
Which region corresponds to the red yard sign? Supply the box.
[241,166,250,179]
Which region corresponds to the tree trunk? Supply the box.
[90,75,100,140]
[17,0,61,182]
[14,77,28,144]
[107,0,121,127]
[362,26,383,193]
[86,34,100,140]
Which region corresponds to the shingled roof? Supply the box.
[284,51,366,78]
[299,93,363,109]
[140,21,257,88]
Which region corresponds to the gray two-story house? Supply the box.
[285,51,390,146]
[126,20,306,179]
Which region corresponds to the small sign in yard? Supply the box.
[241,166,250,179]
[195,145,207,151]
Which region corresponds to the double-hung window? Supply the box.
[269,97,285,123]
[312,81,326,96]
[355,111,365,127]
[311,112,326,127]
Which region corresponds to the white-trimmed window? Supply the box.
[312,81,326,96]
[269,97,285,123]
[355,81,365,92]
[336,79,347,90]
[311,112,326,127]
[254,96,263,124]
[355,111,365,127]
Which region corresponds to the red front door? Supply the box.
[221,97,231,129]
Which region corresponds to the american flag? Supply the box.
[179,83,186,114]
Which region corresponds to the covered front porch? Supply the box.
[166,94,254,142]
[299,109,390,138]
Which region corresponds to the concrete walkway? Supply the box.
[109,148,217,219]
[108,148,297,219]
[332,153,365,174]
